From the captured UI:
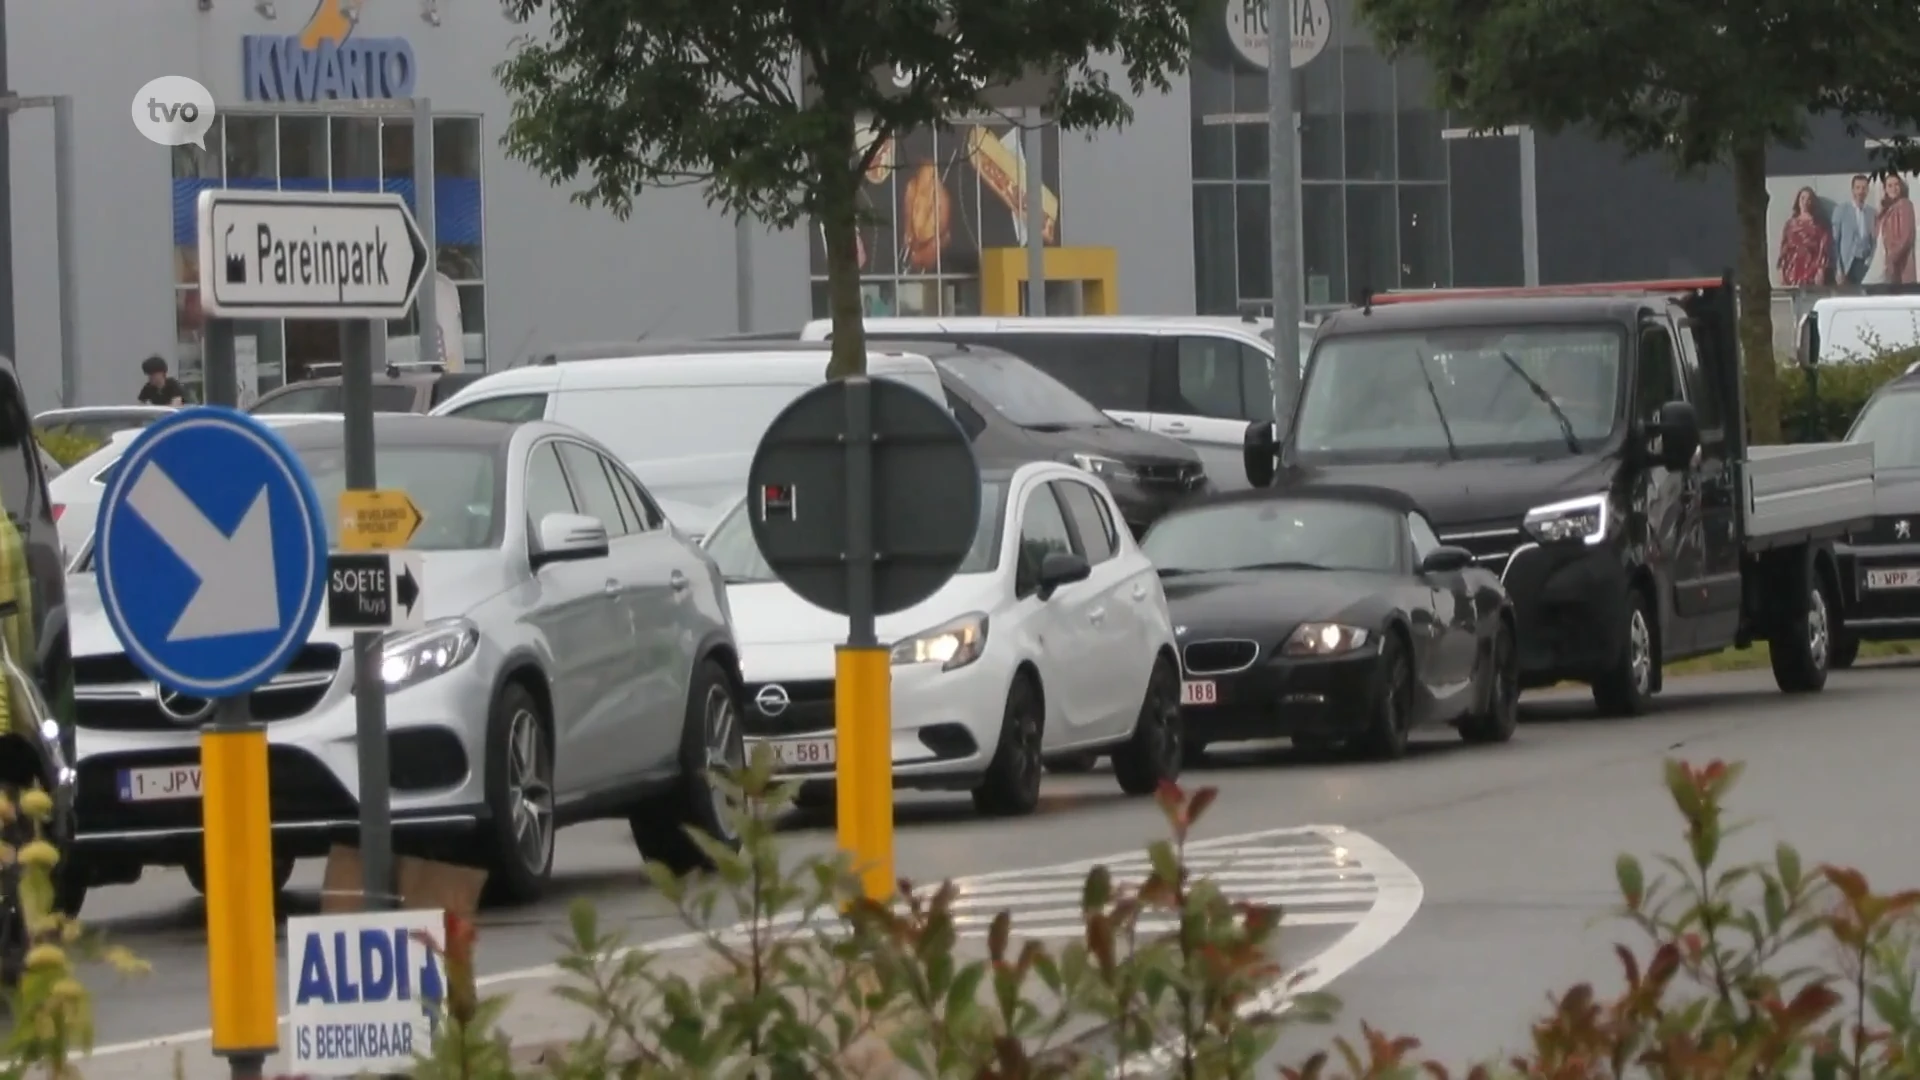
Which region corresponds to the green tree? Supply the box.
[1351,0,1920,444]
[496,0,1200,379]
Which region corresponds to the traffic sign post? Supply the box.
[187,182,429,1079]
[94,409,331,1079]
[746,378,981,900]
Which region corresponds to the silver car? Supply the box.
[61,415,746,910]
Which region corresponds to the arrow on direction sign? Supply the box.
[125,464,281,641]
[396,561,420,618]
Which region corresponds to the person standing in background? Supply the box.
[137,356,184,405]
[1775,186,1833,286]
[1878,174,1916,285]
[1831,175,1877,285]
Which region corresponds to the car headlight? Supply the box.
[889,613,988,671]
[1283,622,1371,657]
[381,618,480,692]
[1523,493,1610,545]
[1068,452,1139,483]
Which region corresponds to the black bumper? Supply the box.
[1177,647,1381,743]
[1835,541,1920,639]
[1502,542,1632,687]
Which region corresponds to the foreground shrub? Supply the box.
[1778,344,1917,443]
[406,752,1920,1079]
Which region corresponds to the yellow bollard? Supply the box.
[834,645,894,901]
[201,725,280,1061]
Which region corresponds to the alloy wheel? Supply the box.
[1807,586,1830,669]
[702,684,742,829]
[1628,609,1653,696]
[505,708,554,874]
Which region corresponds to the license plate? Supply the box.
[1180,680,1218,706]
[769,737,837,768]
[1866,567,1920,590]
[118,766,203,802]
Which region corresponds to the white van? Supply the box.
[795,316,1315,490]
[429,349,946,535]
[1800,296,1920,364]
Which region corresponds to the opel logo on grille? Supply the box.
[754,684,790,717]
[155,684,214,724]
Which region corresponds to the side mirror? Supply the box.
[1650,400,1700,471]
[530,512,610,569]
[1419,546,1474,574]
[1036,551,1091,599]
[1243,421,1277,489]
[1796,314,1821,368]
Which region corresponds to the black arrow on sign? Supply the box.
[396,562,420,616]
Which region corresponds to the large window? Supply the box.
[171,113,488,401]
[1188,6,1451,317]
[806,121,1062,318]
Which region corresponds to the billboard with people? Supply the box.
[1767,171,1918,288]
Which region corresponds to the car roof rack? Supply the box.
[1369,278,1723,306]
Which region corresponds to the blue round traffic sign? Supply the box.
[94,407,330,698]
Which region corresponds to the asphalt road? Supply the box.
[67,658,1920,1071]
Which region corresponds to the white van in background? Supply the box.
[795,316,1314,490]
[428,349,947,537]
[1801,295,1920,364]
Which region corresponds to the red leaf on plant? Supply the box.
[1822,865,1870,902]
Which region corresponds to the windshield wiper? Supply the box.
[1498,350,1581,453]
[1412,348,1460,460]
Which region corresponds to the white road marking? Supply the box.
[85,825,1421,1064]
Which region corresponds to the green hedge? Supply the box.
[1778,347,1920,444]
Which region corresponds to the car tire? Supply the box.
[51,861,87,919]
[477,681,557,905]
[1769,561,1833,694]
[1355,632,1414,761]
[184,854,295,897]
[1831,631,1860,670]
[630,658,746,873]
[1458,622,1520,745]
[973,674,1044,817]
[1592,591,1655,717]
[1046,753,1100,774]
[1111,658,1183,796]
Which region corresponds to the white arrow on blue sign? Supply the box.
[94,408,329,699]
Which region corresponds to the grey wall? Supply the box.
[6,0,809,410]
[1057,59,1195,314]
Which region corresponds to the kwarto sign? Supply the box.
[243,0,417,102]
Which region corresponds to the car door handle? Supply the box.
[1163,421,1190,434]
[1089,607,1106,624]
[669,570,690,593]
[1132,583,1148,600]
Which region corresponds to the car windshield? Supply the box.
[1292,326,1624,462]
[301,445,501,549]
[1847,391,1920,468]
[1141,498,1403,575]
[250,384,420,415]
[704,480,1008,584]
[938,355,1113,430]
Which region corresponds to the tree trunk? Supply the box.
[1731,137,1781,445]
[819,134,867,380]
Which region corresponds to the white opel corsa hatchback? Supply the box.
[703,460,1184,816]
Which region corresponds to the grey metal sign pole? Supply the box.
[1267,5,1303,434]
[411,97,439,368]
[736,217,754,333]
[1024,110,1047,316]
[1518,126,1540,286]
[341,318,394,907]
[0,94,80,406]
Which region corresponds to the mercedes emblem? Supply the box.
[754,684,791,718]
[155,684,215,724]
[1898,519,1912,541]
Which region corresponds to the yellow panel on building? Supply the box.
[980,247,1119,316]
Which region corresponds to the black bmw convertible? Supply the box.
[1138,484,1520,762]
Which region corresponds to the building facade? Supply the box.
[8,0,1196,409]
